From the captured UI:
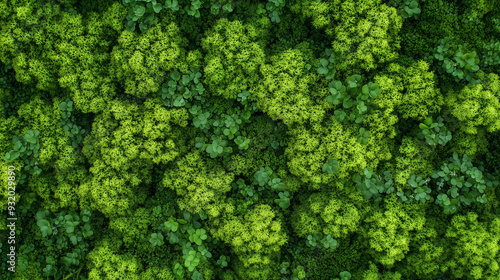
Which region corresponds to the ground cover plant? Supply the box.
[0,0,500,279]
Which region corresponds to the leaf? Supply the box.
[318,67,328,75]
[173,96,185,107]
[139,22,148,32]
[171,71,181,81]
[153,3,163,13]
[9,150,20,161]
[70,235,77,245]
[134,5,146,17]
[322,159,339,174]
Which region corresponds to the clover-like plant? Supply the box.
[159,212,214,279]
[433,38,481,84]
[234,135,251,150]
[418,116,452,147]
[333,271,352,280]
[326,75,380,124]
[160,68,205,108]
[3,129,42,183]
[254,166,274,187]
[211,2,234,15]
[357,127,370,145]
[354,168,395,203]
[165,0,180,11]
[306,233,338,251]
[322,158,339,174]
[481,39,500,68]
[256,0,285,23]
[149,233,164,246]
[400,0,421,19]
[317,49,339,80]
[35,209,93,278]
[292,265,306,280]
[123,0,163,33]
[59,99,86,148]
[275,191,291,210]
[217,255,230,268]
[431,153,499,214]
[400,174,432,202]
[185,0,203,18]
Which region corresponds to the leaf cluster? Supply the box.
[354,168,395,204]
[418,116,452,147]
[322,158,339,175]
[3,130,42,182]
[432,153,499,214]
[305,232,338,251]
[216,255,230,268]
[160,68,205,108]
[59,99,86,148]
[332,271,352,280]
[432,37,481,84]
[150,211,214,279]
[256,0,285,23]
[326,74,381,125]
[317,48,339,80]
[123,0,164,33]
[191,93,256,158]
[481,39,500,68]
[34,208,94,278]
[210,1,234,16]
[396,174,432,203]
[280,262,306,280]
[399,0,421,19]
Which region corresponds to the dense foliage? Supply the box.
[1,0,499,279]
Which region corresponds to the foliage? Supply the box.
[162,150,234,218]
[110,20,189,99]
[160,68,206,108]
[361,194,426,266]
[332,271,352,280]
[317,48,339,80]
[417,116,452,147]
[443,212,500,279]
[353,168,395,204]
[430,37,482,84]
[322,158,339,175]
[3,129,41,183]
[431,153,499,214]
[481,40,500,68]
[400,0,421,19]
[150,211,214,279]
[58,99,86,148]
[256,46,326,126]
[123,0,164,33]
[305,232,339,251]
[217,255,230,268]
[326,74,381,125]
[191,95,256,159]
[202,18,268,100]
[444,71,500,135]
[1,1,500,279]
[79,99,188,217]
[397,174,432,204]
[33,208,94,279]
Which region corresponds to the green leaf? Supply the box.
[322,159,339,174]
[153,3,163,13]
[134,5,146,17]
[170,71,181,81]
[70,235,77,245]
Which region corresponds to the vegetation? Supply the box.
[0,0,499,279]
